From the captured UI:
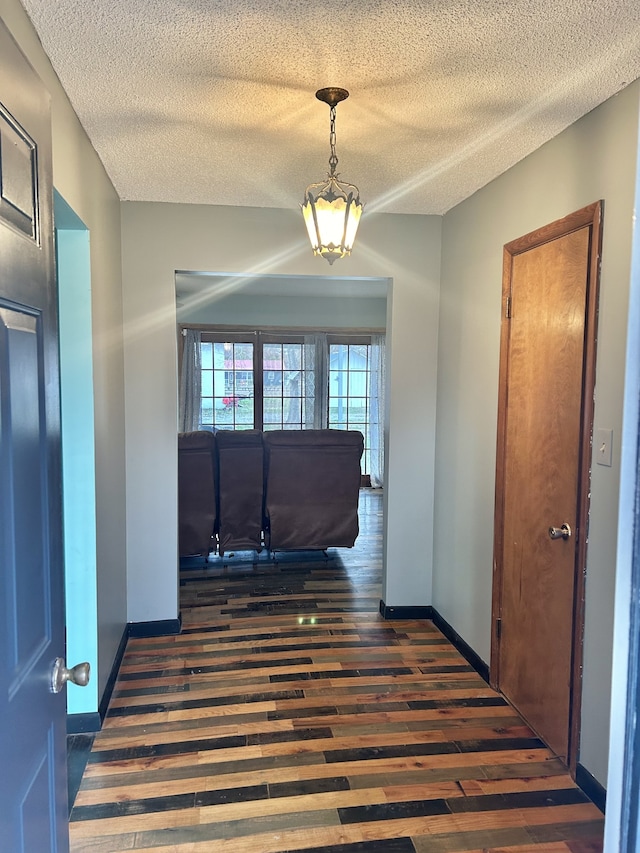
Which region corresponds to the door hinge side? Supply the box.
[505,296,512,319]
[495,617,502,640]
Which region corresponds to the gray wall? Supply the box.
[121,203,441,622]
[435,82,640,786]
[177,293,387,329]
[604,116,640,852]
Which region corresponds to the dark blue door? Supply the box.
[0,19,68,853]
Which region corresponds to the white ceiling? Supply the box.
[20,0,640,216]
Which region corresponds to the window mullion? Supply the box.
[255,332,264,430]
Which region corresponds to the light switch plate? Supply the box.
[596,428,613,467]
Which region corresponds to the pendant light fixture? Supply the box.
[301,87,363,264]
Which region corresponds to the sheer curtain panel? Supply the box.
[304,334,329,429]
[179,329,202,432]
[368,334,386,488]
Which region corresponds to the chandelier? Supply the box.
[301,87,363,264]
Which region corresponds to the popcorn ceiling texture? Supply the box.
[19,0,640,214]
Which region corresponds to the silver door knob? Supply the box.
[548,523,572,541]
[50,657,90,693]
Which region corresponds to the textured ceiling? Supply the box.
[19,0,640,215]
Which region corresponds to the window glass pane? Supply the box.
[283,371,302,397]
[214,400,233,424]
[329,399,348,425]
[200,342,213,370]
[264,371,282,396]
[236,399,254,424]
[200,399,213,425]
[234,343,253,368]
[264,398,282,424]
[213,342,228,368]
[283,344,302,370]
[284,398,302,424]
[349,371,368,396]
[201,371,213,397]
[213,370,227,396]
[334,377,348,401]
[348,401,367,423]
[350,344,369,368]
[234,370,253,396]
[263,344,281,365]
[330,344,348,366]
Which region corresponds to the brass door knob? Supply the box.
[548,523,572,541]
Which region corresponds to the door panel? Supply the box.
[3,308,48,670]
[0,20,67,853]
[492,203,602,768]
[0,103,37,239]
[500,227,588,759]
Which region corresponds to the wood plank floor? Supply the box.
[70,490,604,852]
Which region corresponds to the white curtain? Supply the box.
[368,334,386,488]
[303,334,329,429]
[178,329,202,432]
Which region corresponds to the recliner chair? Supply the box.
[263,429,364,551]
[216,429,264,555]
[177,430,217,558]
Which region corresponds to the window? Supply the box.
[329,342,372,474]
[200,340,255,430]
[263,342,312,430]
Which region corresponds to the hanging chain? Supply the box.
[328,104,339,176]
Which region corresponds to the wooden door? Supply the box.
[492,202,602,768]
[0,20,69,852]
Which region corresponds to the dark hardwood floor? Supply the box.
[69,490,604,852]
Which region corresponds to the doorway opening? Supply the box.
[174,270,389,563]
[54,191,98,722]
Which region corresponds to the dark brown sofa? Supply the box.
[177,428,363,557]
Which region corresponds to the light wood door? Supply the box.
[492,203,602,767]
[0,20,69,851]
